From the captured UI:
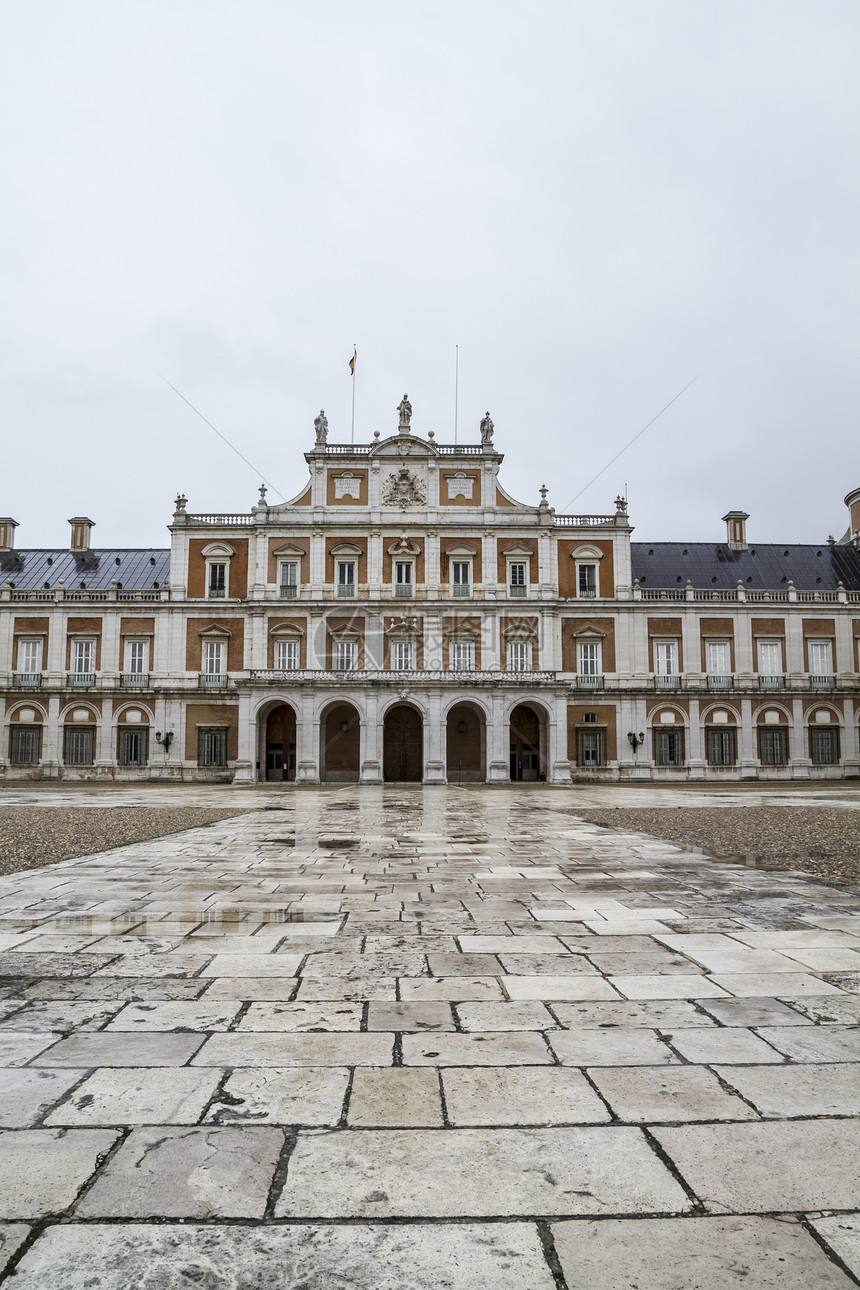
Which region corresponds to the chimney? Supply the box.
[0,518,18,552]
[722,510,749,552]
[69,517,95,552]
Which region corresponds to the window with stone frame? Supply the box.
[810,727,839,765]
[507,640,531,672]
[450,640,475,671]
[278,561,299,598]
[207,562,227,599]
[198,727,227,767]
[64,726,95,765]
[118,727,148,766]
[653,727,685,766]
[706,727,736,766]
[392,640,416,671]
[808,640,833,677]
[705,640,731,676]
[577,640,602,675]
[759,727,788,765]
[275,639,299,671]
[16,639,42,675]
[10,725,41,765]
[333,639,358,671]
[576,727,606,766]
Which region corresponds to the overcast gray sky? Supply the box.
[2,0,858,551]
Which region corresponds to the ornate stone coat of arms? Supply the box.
[381,467,427,509]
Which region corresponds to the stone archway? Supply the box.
[509,702,547,781]
[446,702,486,783]
[383,703,424,782]
[262,703,297,781]
[320,702,361,782]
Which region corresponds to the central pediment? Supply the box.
[369,435,438,459]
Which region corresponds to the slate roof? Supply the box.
[632,543,860,592]
[0,549,170,592]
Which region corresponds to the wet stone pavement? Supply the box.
[0,786,858,1289]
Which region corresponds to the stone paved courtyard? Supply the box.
[0,786,858,1288]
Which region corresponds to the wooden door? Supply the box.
[383,704,423,781]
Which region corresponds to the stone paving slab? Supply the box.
[7,1221,558,1290]
[552,1215,857,1289]
[277,1125,691,1217]
[808,1215,860,1281]
[0,1225,30,1277]
[0,785,858,1284]
[652,1120,860,1211]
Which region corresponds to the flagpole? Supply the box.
[454,344,459,444]
[350,345,356,444]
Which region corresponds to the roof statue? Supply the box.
[480,411,494,445]
[314,410,328,446]
[397,394,412,434]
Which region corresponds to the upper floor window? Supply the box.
[508,640,531,672]
[125,640,148,675]
[653,641,678,676]
[452,561,471,597]
[279,561,299,598]
[208,562,226,599]
[450,640,475,671]
[578,641,602,676]
[333,639,358,671]
[16,639,42,675]
[392,640,415,671]
[337,561,356,596]
[509,562,527,597]
[808,640,833,676]
[578,564,597,598]
[757,640,782,676]
[275,639,299,671]
[705,640,731,675]
[202,640,226,676]
[72,639,95,676]
[395,561,414,598]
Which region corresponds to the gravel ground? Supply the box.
[575,806,860,885]
[0,808,251,877]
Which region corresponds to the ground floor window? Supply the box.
[64,726,95,766]
[653,728,685,767]
[759,728,789,766]
[576,728,606,767]
[706,728,736,766]
[10,726,41,765]
[198,727,228,767]
[118,727,148,766]
[810,727,839,766]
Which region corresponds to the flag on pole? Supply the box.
[349,347,357,375]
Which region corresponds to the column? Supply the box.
[791,694,810,778]
[232,689,256,783]
[738,696,757,778]
[842,698,858,777]
[687,697,704,779]
[296,691,319,782]
[360,689,382,783]
[487,692,509,782]
[548,692,571,783]
[424,688,446,783]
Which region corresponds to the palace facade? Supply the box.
[2,402,859,784]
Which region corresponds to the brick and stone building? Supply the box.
[1,405,859,783]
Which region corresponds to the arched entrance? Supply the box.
[383,703,423,782]
[446,702,486,783]
[509,703,546,781]
[320,702,361,782]
[263,704,297,781]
